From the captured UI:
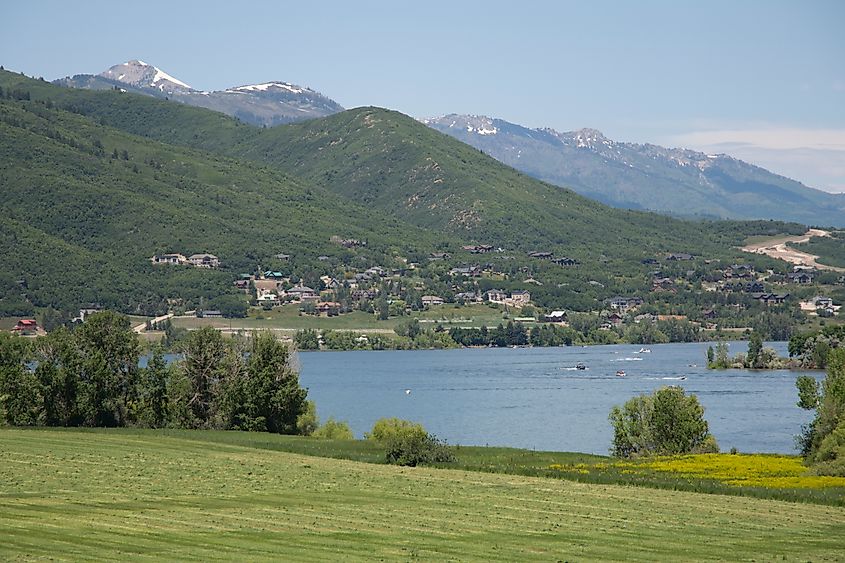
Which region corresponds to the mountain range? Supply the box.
[55,60,343,127]
[53,61,844,227]
[424,115,845,227]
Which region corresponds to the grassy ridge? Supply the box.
[2,428,844,561]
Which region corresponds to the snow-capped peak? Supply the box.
[422,114,498,136]
[226,81,313,95]
[99,60,194,92]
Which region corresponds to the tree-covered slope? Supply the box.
[0,81,449,314]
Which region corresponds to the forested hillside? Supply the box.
[0,70,805,317]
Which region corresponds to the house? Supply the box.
[320,275,341,289]
[197,310,223,318]
[75,304,104,322]
[264,271,285,280]
[510,290,531,305]
[641,258,659,265]
[330,236,366,248]
[352,289,378,301]
[366,267,386,277]
[634,313,657,324]
[455,291,482,303]
[150,253,187,265]
[188,254,220,268]
[666,253,694,261]
[528,251,553,259]
[315,301,342,316]
[811,296,834,309]
[800,296,837,315]
[12,319,38,334]
[787,272,814,284]
[429,252,451,261]
[543,310,568,323]
[274,253,291,261]
[754,293,789,305]
[607,313,624,326]
[744,282,765,293]
[234,279,250,291]
[652,277,675,291]
[553,257,579,266]
[702,309,717,320]
[657,314,688,322]
[485,289,507,303]
[421,295,445,306]
[449,266,482,277]
[286,286,318,301]
[463,244,493,254]
[257,292,280,306]
[608,297,643,312]
[725,264,754,279]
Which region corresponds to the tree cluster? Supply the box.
[609,386,719,458]
[796,349,845,476]
[0,313,308,433]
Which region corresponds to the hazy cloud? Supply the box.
[664,128,845,194]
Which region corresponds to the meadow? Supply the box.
[2,428,844,561]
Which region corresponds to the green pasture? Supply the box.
[1,428,843,561]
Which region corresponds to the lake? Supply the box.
[298,341,819,455]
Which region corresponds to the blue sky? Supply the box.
[3,0,844,192]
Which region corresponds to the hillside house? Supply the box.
[12,319,38,334]
[485,289,507,303]
[607,313,624,326]
[352,289,378,301]
[316,301,342,316]
[421,295,445,306]
[463,244,493,254]
[234,279,250,292]
[608,297,643,312]
[257,292,280,306]
[528,251,553,259]
[666,253,694,261]
[286,286,318,301]
[455,291,482,303]
[449,266,482,277]
[753,293,789,306]
[510,290,531,305]
[787,272,814,284]
[274,253,291,261]
[188,254,220,269]
[151,253,187,265]
[264,271,285,280]
[543,310,568,323]
[74,304,104,323]
[552,257,579,266]
[429,252,450,261]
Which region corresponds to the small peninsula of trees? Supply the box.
[0,312,310,433]
[609,386,718,458]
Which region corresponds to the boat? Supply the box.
[616,370,626,377]
[575,363,587,371]
[638,348,652,354]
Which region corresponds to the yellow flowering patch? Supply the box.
[548,454,845,490]
[633,454,845,489]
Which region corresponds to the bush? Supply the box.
[295,400,319,436]
[312,417,354,440]
[366,417,427,443]
[384,432,455,467]
[609,386,718,458]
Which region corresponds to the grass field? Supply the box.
[168,303,513,333]
[2,429,844,561]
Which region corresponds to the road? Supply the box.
[741,228,845,272]
[133,313,174,334]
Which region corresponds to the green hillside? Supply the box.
[2,429,843,561]
[0,70,807,317]
[0,77,450,314]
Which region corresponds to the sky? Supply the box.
[3,0,844,192]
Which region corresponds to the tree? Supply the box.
[0,334,40,425]
[181,327,228,425]
[746,331,763,368]
[313,417,354,439]
[141,348,170,427]
[609,386,718,458]
[796,349,845,474]
[222,332,308,433]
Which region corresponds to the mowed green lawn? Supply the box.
[1,429,843,561]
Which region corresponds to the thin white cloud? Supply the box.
[663,128,845,194]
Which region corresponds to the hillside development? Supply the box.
[1,429,844,561]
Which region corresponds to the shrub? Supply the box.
[366,417,427,443]
[609,386,718,458]
[313,417,354,440]
[384,432,455,467]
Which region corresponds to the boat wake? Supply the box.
[610,357,643,362]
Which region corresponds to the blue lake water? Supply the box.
[298,341,819,455]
